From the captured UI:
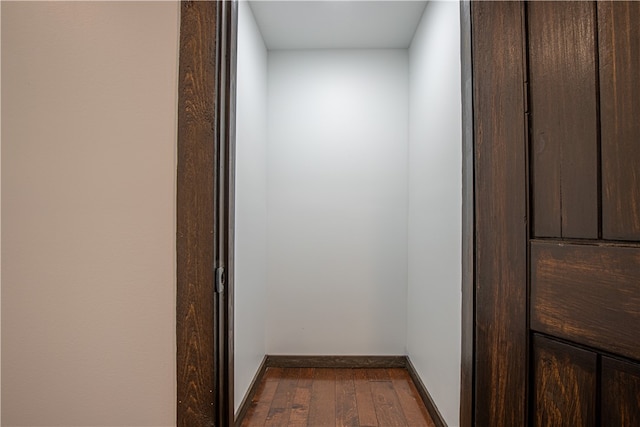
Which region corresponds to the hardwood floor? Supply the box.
[239,367,436,427]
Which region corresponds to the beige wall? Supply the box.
[0,2,3,421]
[1,2,178,425]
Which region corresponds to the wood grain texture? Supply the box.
[598,1,640,241]
[388,369,435,427]
[460,1,475,425]
[471,2,528,426]
[404,357,447,427]
[308,368,337,427]
[176,2,218,426]
[528,1,599,239]
[266,355,406,369]
[533,335,597,427]
[235,356,268,426]
[336,369,359,427]
[289,368,314,426]
[602,357,640,426]
[531,241,640,361]
[354,369,378,427]
[242,368,436,427]
[366,368,391,382]
[370,379,408,427]
[264,368,298,426]
[240,368,283,427]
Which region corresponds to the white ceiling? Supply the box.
[248,1,429,50]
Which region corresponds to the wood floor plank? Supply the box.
[365,368,391,381]
[370,379,409,427]
[308,368,337,427]
[288,367,315,426]
[241,366,433,427]
[354,369,378,427]
[241,367,282,427]
[336,369,360,427]
[388,368,435,427]
[240,376,267,427]
[265,368,299,426]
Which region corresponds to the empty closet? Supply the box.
[234,1,463,425]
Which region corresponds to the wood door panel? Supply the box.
[599,1,640,241]
[602,357,640,426]
[471,2,640,426]
[531,241,640,361]
[528,1,599,239]
[533,335,597,427]
[472,2,528,426]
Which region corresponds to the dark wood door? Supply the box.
[472,1,640,425]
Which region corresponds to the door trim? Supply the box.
[459,1,474,425]
[176,1,237,426]
[469,2,529,426]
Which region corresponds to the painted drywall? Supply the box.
[407,2,462,426]
[234,0,268,413]
[1,2,178,426]
[267,50,408,355]
[0,3,3,420]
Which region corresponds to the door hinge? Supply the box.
[215,267,225,294]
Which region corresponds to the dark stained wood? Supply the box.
[235,355,268,425]
[354,369,379,427]
[533,335,597,427]
[264,356,445,425]
[336,369,359,427]
[599,1,640,241]
[308,368,337,427]
[266,355,406,369]
[472,1,640,425]
[242,368,435,427]
[177,0,237,424]
[215,1,238,424]
[366,368,391,382]
[530,241,640,361]
[405,357,447,427]
[240,368,282,427]
[370,379,408,427]
[264,368,298,426]
[460,1,475,426]
[288,368,314,426]
[176,2,218,426]
[388,369,435,427]
[471,2,528,426]
[602,357,640,426]
[528,1,599,239]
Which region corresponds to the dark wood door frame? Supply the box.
[459,1,474,425]
[176,1,237,426]
[469,2,529,426]
[176,1,476,426]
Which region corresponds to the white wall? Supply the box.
[234,0,268,413]
[407,2,462,426]
[1,2,178,426]
[267,50,408,355]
